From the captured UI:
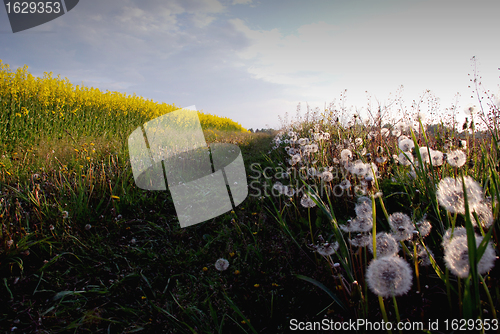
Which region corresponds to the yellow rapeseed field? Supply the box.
[0,60,247,153]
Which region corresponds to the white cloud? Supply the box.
[232,0,252,4]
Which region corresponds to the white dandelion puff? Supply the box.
[447,150,467,168]
[215,258,230,271]
[300,195,316,208]
[436,176,484,214]
[444,235,496,278]
[388,212,413,241]
[366,256,413,298]
[398,138,414,152]
[398,152,413,166]
[316,242,339,256]
[368,232,399,257]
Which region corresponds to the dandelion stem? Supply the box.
[392,295,402,334]
[413,242,421,293]
[378,296,392,334]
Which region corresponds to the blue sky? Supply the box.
[1,0,499,129]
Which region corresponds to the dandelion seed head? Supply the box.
[415,218,432,238]
[340,149,353,161]
[444,235,496,278]
[398,152,413,166]
[388,213,413,241]
[398,138,414,152]
[355,200,372,219]
[469,201,494,228]
[430,150,444,166]
[447,150,467,168]
[316,242,339,256]
[441,227,468,248]
[300,195,316,208]
[366,256,413,298]
[215,258,230,271]
[436,176,483,214]
[349,233,372,247]
[368,232,399,257]
[320,171,334,182]
[350,216,374,232]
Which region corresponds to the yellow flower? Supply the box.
[229,252,235,258]
[254,284,260,288]
[234,270,240,275]
[272,283,279,287]
[202,267,208,272]
[111,195,120,200]
[141,296,146,300]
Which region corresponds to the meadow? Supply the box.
[1,59,500,333]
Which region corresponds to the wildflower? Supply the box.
[368,232,399,257]
[85,224,91,230]
[398,152,413,166]
[418,147,431,164]
[349,216,373,232]
[320,171,334,182]
[441,227,468,248]
[300,195,316,208]
[355,198,372,219]
[436,176,483,214]
[309,143,319,153]
[291,154,301,165]
[355,138,363,146]
[62,211,69,219]
[215,258,230,271]
[388,212,413,241]
[350,160,368,176]
[339,179,351,190]
[202,267,208,272]
[469,201,494,228]
[444,235,496,278]
[297,138,308,146]
[349,233,372,247]
[234,270,240,275]
[430,150,444,166]
[414,217,432,238]
[273,182,284,195]
[398,138,414,152]
[254,284,260,288]
[316,242,339,256]
[392,129,401,137]
[447,150,467,167]
[49,224,55,231]
[366,256,413,298]
[340,149,352,161]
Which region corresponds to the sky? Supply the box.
[1,0,499,130]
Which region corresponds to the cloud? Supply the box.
[231,0,252,4]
